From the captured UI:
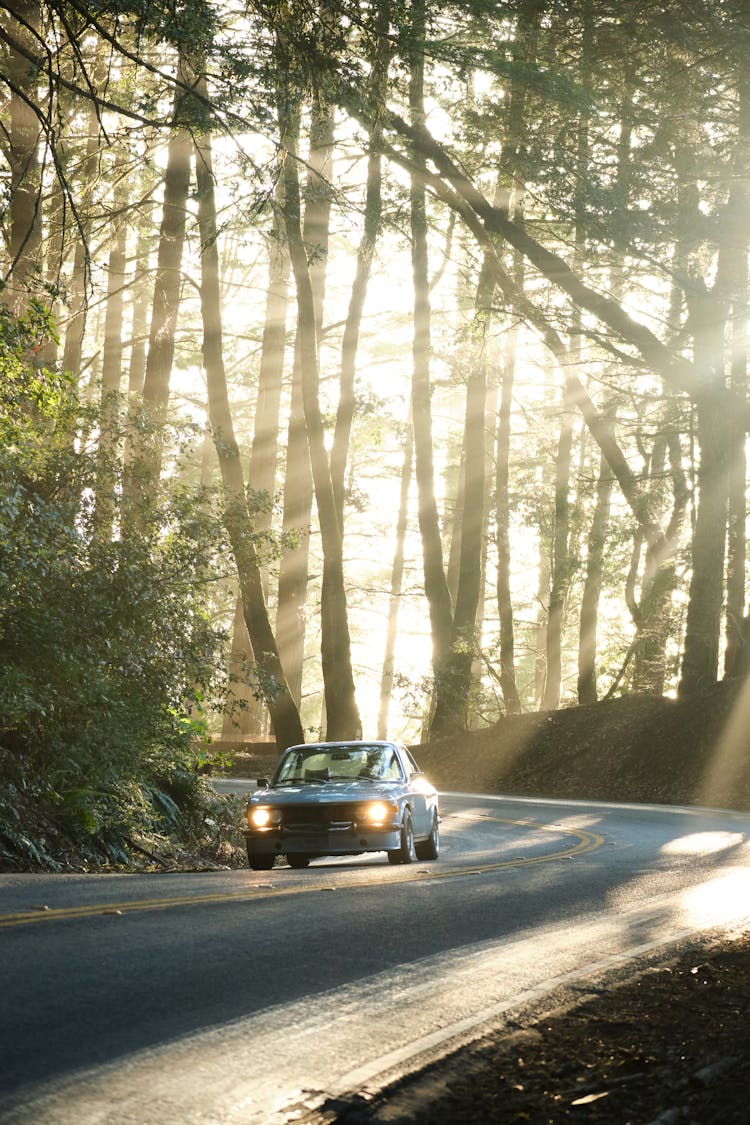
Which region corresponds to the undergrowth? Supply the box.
[0,763,247,872]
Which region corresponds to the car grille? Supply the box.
[281,803,361,834]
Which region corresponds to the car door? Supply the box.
[398,746,431,835]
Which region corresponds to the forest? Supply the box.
[2,0,749,865]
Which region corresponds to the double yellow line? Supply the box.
[438,814,604,874]
[0,816,603,930]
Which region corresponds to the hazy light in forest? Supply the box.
[160,111,608,734]
[699,672,750,808]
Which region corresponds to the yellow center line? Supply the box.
[436,815,604,874]
[0,816,603,930]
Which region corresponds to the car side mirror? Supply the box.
[411,770,424,778]
[257,777,269,788]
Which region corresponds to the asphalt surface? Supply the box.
[2,793,750,1123]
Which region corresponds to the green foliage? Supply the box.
[85,0,220,54]
[0,306,231,868]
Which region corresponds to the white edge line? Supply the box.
[439,790,750,820]
[331,917,750,1099]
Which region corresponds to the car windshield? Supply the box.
[273,745,403,785]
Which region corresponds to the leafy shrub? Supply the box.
[0,303,232,868]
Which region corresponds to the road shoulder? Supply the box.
[316,925,750,1124]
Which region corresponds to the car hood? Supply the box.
[250,780,400,806]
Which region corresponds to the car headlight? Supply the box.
[361,801,398,826]
[248,806,282,828]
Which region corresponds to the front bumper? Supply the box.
[244,822,402,857]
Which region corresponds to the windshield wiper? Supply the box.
[274,777,325,786]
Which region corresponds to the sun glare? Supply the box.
[678,869,750,928]
[660,831,746,857]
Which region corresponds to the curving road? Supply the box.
[2,791,750,1123]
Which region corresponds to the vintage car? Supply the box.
[243,740,440,870]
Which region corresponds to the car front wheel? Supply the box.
[415,811,440,861]
[387,810,416,865]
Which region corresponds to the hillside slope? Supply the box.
[414,681,750,812]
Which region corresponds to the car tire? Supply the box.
[415,811,440,861]
[387,810,416,865]
[287,854,311,869]
[246,843,275,871]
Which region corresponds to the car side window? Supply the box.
[381,751,402,780]
[403,748,422,777]
[361,750,402,780]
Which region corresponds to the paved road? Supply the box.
[2,793,750,1123]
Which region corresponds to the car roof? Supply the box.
[283,740,399,752]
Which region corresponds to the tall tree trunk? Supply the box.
[626,421,688,695]
[60,91,101,377]
[4,0,42,309]
[542,387,574,710]
[725,270,748,676]
[469,368,500,721]
[677,94,748,696]
[543,1,591,711]
[444,442,464,603]
[577,408,615,704]
[123,57,192,527]
[222,194,291,739]
[127,220,151,397]
[278,98,362,741]
[496,312,522,714]
[679,286,731,696]
[629,433,666,692]
[623,177,692,695]
[431,260,491,734]
[490,1,544,716]
[93,178,128,539]
[221,600,258,742]
[723,69,750,676]
[139,85,192,446]
[276,346,313,708]
[407,0,455,739]
[534,523,551,709]
[194,107,303,751]
[377,424,414,739]
[578,66,631,704]
[275,98,332,710]
[678,274,733,694]
[41,158,71,367]
[330,0,390,525]
[250,208,290,518]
